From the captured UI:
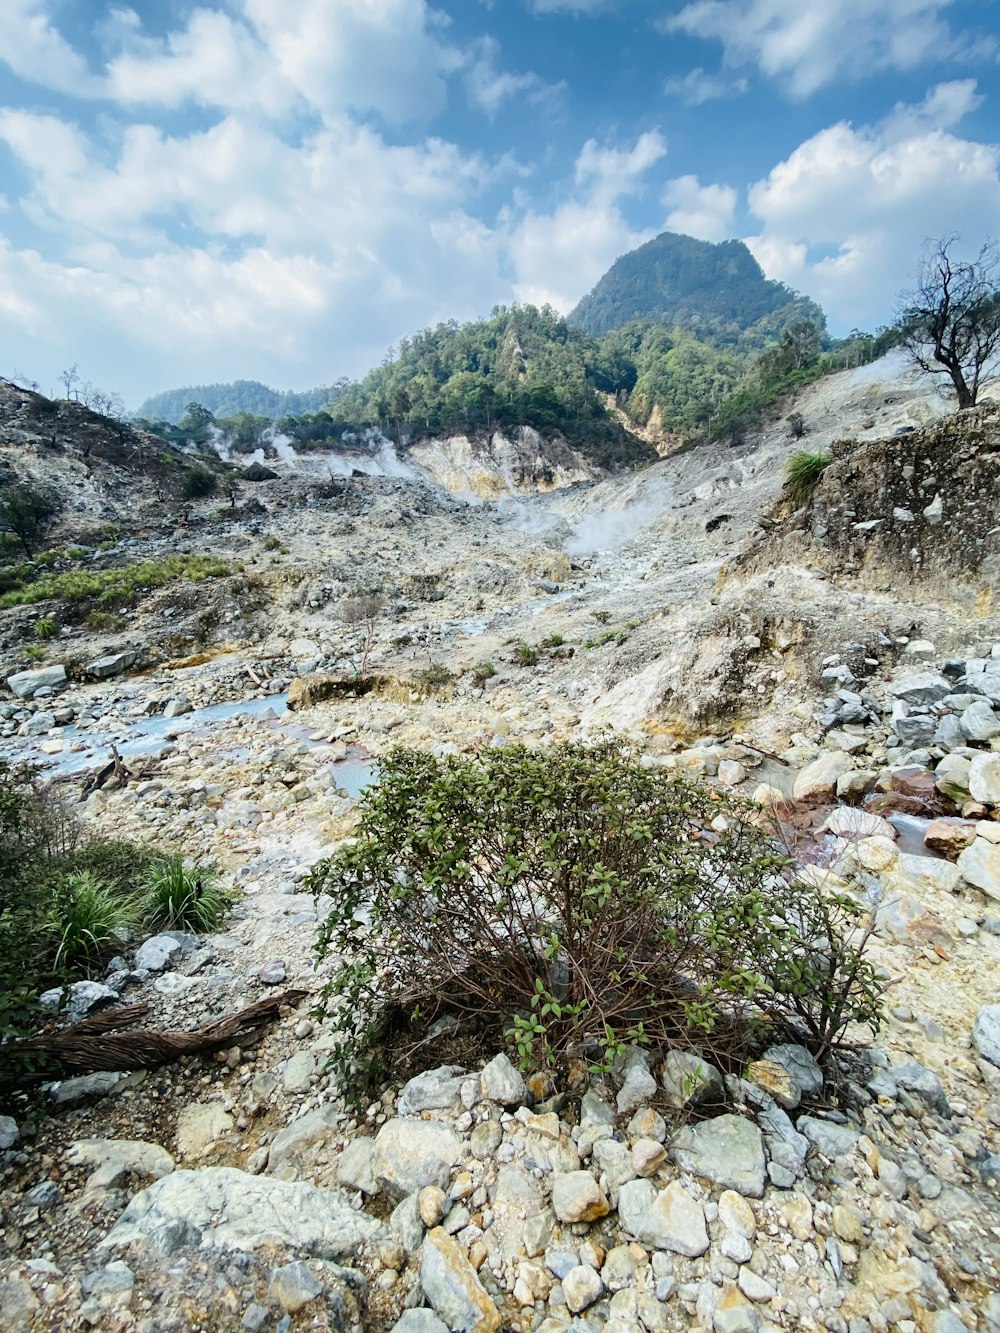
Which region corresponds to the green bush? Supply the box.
[0,554,230,611]
[513,642,540,666]
[44,871,134,975]
[541,633,566,648]
[310,743,884,1101]
[785,449,832,504]
[415,663,454,688]
[139,855,230,932]
[183,467,218,499]
[471,661,496,684]
[33,617,58,640]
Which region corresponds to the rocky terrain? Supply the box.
[1,354,1000,1333]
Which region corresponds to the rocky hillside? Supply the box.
[740,403,1000,606]
[2,355,1000,1333]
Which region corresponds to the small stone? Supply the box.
[479,1053,526,1106]
[268,1261,323,1314]
[669,1115,766,1198]
[831,1204,863,1243]
[281,1052,316,1093]
[397,1066,467,1116]
[632,1138,667,1177]
[737,1270,774,1304]
[713,1279,760,1333]
[746,1060,799,1110]
[661,1050,724,1109]
[718,1190,756,1240]
[134,934,184,972]
[617,1179,709,1256]
[551,1171,611,1223]
[176,1102,234,1157]
[562,1265,604,1314]
[372,1120,462,1199]
[0,1116,19,1150]
[258,960,287,985]
[418,1186,448,1228]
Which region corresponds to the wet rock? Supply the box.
[371,1120,462,1199]
[669,1115,766,1198]
[617,1179,709,1256]
[973,1005,1000,1067]
[923,819,976,858]
[420,1227,501,1333]
[100,1167,384,1257]
[820,808,895,840]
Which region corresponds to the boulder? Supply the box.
[670,1115,766,1198]
[7,664,67,698]
[397,1066,467,1117]
[86,651,136,680]
[820,808,895,840]
[960,700,1000,742]
[797,1116,860,1159]
[957,839,1000,901]
[618,1179,709,1255]
[100,1167,384,1257]
[38,980,118,1021]
[242,462,279,482]
[420,1227,501,1333]
[661,1050,724,1110]
[371,1120,462,1199]
[891,674,950,706]
[134,934,183,973]
[969,753,1000,805]
[973,1005,1000,1067]
[66,1138,175,1192]
[479,1053,526,1106]
[792,753,856,802]
[267,1106,343,1181]
[923,820,976,858]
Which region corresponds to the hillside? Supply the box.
[136,378,348,423]
[570,231,825,343]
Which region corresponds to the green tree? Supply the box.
[0,485,60,555]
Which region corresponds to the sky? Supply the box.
[0,0,998,408]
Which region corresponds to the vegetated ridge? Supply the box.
[136,378,349,424]
[569,231,824,341]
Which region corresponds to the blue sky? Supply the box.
[1,0,998,407]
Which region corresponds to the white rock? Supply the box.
[820,808,895,840]
[563,1265,605,1314]
[957,840,1000,901]
[617,1179,709,1256]
[175,1103,234,1157]
[420,1227,500,1333]
[969,753,1000,805]
[792,753,856,802]
[479,1053,526,1106]
[371,1120,462,1199]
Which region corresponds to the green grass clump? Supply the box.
[0,554,231,610]
[140,856,231,932]
[785,450,831,504]
[45,871,134,975]
[415,663,455,688]
[471,661,496,684]
[541,633,565,648]
[33,617,58,640]
[513,642,540,666]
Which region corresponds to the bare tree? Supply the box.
[339,594,383,676]
[898,235,1000,409]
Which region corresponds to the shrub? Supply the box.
[183,467,218,499]
[66,838,166,892]
[513,642,540,667]
[787,411,806,439]
[140,855,230,932]
[0,554,230,612]
[262,535,281,551]
[541,633,565,648]
[34,617,58,640]
[592,610,612,625]
[785,450,831,504]
[24,644,45,662]
[415,662,454,688]
[310,743,884,1101]
[44,871,133,975]
[471,661,496,684]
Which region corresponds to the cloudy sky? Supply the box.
[1,0,998,406]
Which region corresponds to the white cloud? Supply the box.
[464,36,564,118]
[0,0,103,96]
[662,175,737,242]
[666,0,968,98]
[510,131,667,311]
[662,67,748,105]
[745,82,1000,330]
[531,1,616,12]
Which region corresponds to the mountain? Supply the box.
[569,232,825,343]
[135,378,348,423]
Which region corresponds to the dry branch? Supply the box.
[4,989,308,1080]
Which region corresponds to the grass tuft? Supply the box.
[785,449,831,504]
[140,856,231,932]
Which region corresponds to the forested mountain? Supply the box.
[330,304,655,469]
[570,232,824,343]
[136,378,348,423]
